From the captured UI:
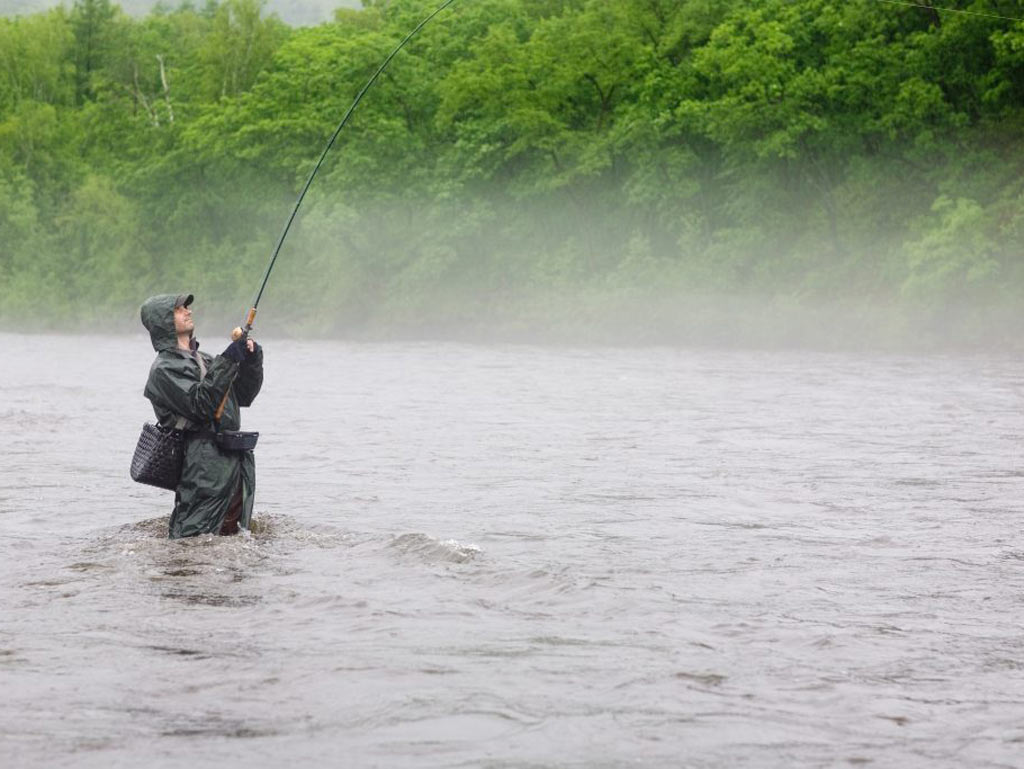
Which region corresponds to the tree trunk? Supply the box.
[157,54,174,123]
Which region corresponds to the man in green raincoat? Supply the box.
[140,293,264,538]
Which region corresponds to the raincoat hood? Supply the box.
[141,293,189,353]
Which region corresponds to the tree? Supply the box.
[0,11,74,116]
[196,0,289,99]
[71,0,117,104]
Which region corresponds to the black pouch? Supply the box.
[215,430,259,451]
[130,422,184,490]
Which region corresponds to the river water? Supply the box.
[1,332,1023,768]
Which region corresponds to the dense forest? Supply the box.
[1,0,1022,346]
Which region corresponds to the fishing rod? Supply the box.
[216,0,459,422]
[230,0,460,343]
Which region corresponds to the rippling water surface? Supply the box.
[2,332,1024,768]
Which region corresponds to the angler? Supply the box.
[139,293,263,538]
[129,2,455,533]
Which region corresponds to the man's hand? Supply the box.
[222,339,247,363]
[230,327,259,356]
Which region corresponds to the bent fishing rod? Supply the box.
[230,0,459,342]
[215,0,459,422]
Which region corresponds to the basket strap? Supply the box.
[190,351,211,432]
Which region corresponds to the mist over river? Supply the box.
[2,332,1023,768]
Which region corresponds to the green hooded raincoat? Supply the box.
[140,294,264,539]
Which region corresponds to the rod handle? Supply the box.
[231,308,257,341]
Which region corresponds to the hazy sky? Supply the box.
[0,1,363,26]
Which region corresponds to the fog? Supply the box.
[5,190,1023,353]
[10,183,1018,353]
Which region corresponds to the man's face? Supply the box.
[174,304,194,335]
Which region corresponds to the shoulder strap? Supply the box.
[194,351,208,381]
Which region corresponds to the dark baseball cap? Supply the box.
[174,293,194,308]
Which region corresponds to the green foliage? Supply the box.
[196,0,290,100]
[71,0,119,104]
[903,196,1000,302]
[0,10,74,114]
[0,0,1022,346]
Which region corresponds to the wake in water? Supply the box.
[388,532,482,564]
[93,514,481,560]
[73,514,487,601]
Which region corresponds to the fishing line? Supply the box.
[244,0,460,332]
[868,0,1024,23]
